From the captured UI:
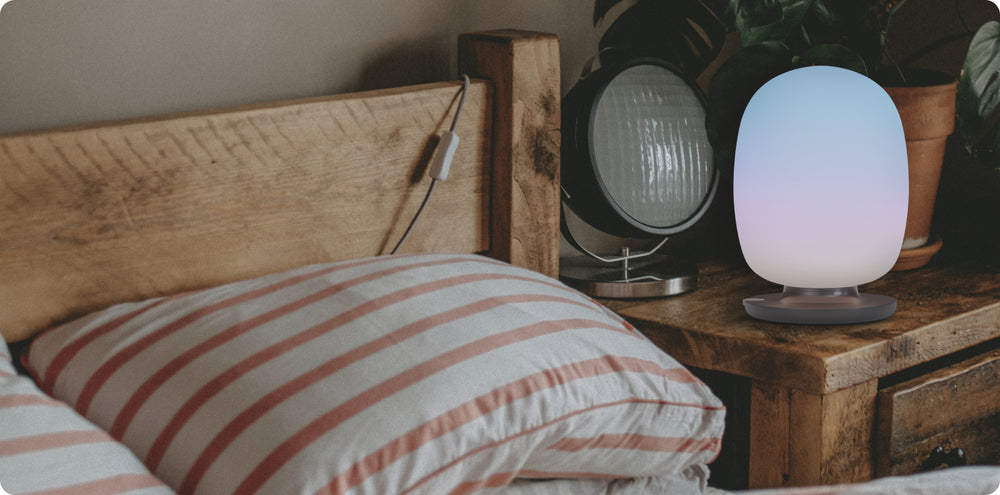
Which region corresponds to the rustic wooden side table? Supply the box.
[599,255,1000,489]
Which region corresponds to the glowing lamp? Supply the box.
[734,66,909,324]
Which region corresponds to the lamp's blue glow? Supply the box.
[734,66,908,289]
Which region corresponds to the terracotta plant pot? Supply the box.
[883,74,958,270]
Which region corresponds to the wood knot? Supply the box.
[527,126,558,181]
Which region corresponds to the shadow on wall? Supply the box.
[357,38,451,92]
[0,0,498,135]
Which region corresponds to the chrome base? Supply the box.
[743,286,896,324]
[560,254,697,299]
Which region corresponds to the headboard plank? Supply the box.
[1,82,492,342]
[459,30,561,279]
[0,30,561,342]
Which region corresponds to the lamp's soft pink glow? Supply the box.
[734,66,908,289]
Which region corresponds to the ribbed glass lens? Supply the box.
[591,65,713,228]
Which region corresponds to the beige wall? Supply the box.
[0,0,600,135]
[4,1,993,257]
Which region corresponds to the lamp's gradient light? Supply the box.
[735,66,908,288]
[734,66,908,324]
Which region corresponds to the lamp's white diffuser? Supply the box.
[734,66,909,324]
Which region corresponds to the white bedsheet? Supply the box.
[496,464,710,494]
[495,466,1000,495]
[731,467,1000,495]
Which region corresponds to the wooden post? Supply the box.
[750,379,877,488]
[791,379,877,486]
[749,381,791,487]
[458,30,561,278]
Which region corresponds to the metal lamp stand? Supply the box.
[559,216,697,299]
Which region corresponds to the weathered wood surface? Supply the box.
[748,380,877,488]
[606,259,1000,394]
[748,382,791,488]
[788,379,877,486]
[459,30,561,280]
[877,348,1000,476]
[607,256,1000,488]
[0,82,491,342]
[0,30,563,342]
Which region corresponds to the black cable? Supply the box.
[449,74,470,133]
[390,75,470,255]
[390,180,438,255]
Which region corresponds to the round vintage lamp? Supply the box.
[734,66,909,324]
[560,57,719,298]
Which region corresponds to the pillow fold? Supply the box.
[25,254,724,495]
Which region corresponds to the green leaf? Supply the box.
[801,1,882,72]
[806,0,836,26]
[804,1,859,39]
[980,75,1000,122]
[795,0,838,45]
[794,43,868,75]
[957,21,1000,158]
[965,23,1000,116]
[731,0,815,46]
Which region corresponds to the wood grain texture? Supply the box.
[747,380,877,488]
[790,379,877,486]
[608,259,1000,394]
[0,82,491,342]
[459,30,561,279]
[749,381,791,488]
[877,348,1000,476]
[605,257,1000,488]
[0,30,563,342]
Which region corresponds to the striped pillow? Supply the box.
[1,339,174,495]
[25,254,724,495]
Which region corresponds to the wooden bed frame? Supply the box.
[0,30,561,343]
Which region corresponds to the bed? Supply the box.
[1,29,998,495]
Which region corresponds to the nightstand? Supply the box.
[600,256,1000,489]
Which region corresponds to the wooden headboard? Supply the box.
[0,30,560,342]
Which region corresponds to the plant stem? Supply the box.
[900,32,975,67]
[878,0,907,84]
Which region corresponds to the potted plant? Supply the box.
[938,19,1000,263]
[956,19,1000,164]
[593,0,1000,267]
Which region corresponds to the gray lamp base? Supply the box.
[560,254,697,299]
[743,286,896,324]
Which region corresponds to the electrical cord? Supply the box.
[447,75,471,133]
[390,74,470,255]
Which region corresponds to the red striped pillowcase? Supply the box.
[1,340,175,495]
[24,254,725,495]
